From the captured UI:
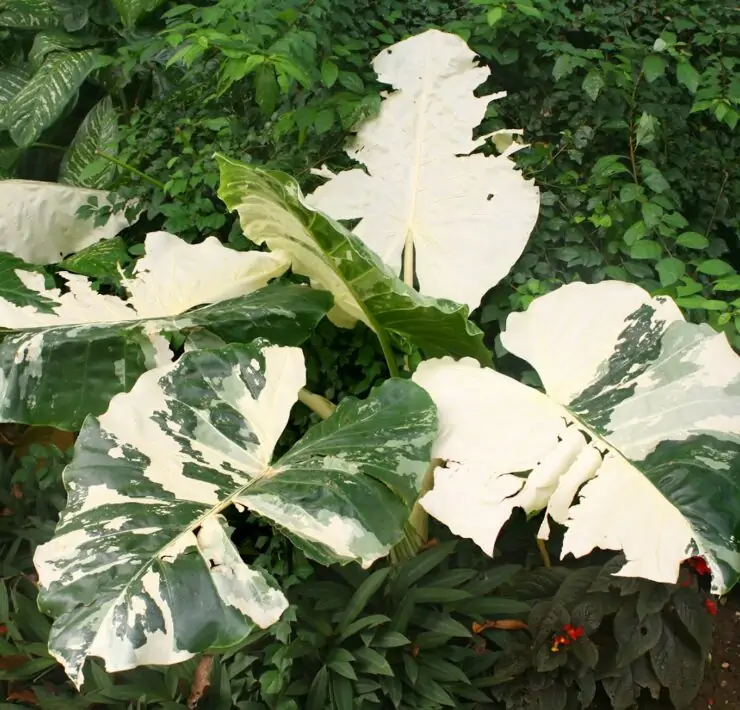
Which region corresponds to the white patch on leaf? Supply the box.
[416,281,740,593]
[306,29,539,311]
[0,180,133,264]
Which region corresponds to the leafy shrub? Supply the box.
[491,555,716,709]
[464,0,740,351]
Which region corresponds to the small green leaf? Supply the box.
[676,61,701,94]
[515,2,541,18]
[642,55,667,82]
[486,6,504,25]
[676,232,709,249]
[255,63,279,114]
[623,220,647,246]
[676,296,728,311]
[314,108,334,135]
[641,201,663,228]
[697,259,734,276]
[713,275,740,292]
[582,71,604,101]
[320,59,339,88]
[630,240,662,260]
[338,71,364,93]
[656,258,685,286]
[619,183,642,203]
[553,54,574,81]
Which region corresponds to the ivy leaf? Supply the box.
[676,60,701,94]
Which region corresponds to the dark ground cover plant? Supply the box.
[0,0,738,709]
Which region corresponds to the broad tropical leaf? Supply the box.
[0,0,60,28]
[0,231,332,429]
[0,179,131,263]
[34,341,437,686]
[4,49,99,147]
[306,29,539,312]
[28,31,97,72]
[415,281,740,594]
[217,154,491,365]
[0,64,30,129]
[59,96,118,188]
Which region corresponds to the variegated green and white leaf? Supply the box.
[0,231,331,429]
[0,0,60,28]
[217,154,491,365]
[307,30,539,312]
[59,97,118,188]
[415,281,740,594]
[0,64,30,130]
[0,180,132,264]
[4,49,99,148]
[28,31,96,72]
[111,0,167,28]
[34,341,437,687]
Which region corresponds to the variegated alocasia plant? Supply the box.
[34,340,437,687]
[306,29,540,312]
[0,230,331,429]
[413,280,740,594]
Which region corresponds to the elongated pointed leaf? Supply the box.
[307,30,539,312]
[0,65,30,130]
[0,0,60,28]
[415,281,740,593]
[0,180,132,263]
[59,97,117,188]
[217,154,491,365]
[34,342,437,687]
[4,49,99,148]
[0,231,331,429]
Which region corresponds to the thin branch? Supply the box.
[96,150,167,190]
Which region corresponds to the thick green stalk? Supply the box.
[96,150,166,191]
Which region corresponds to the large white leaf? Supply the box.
[0,179,132,264]
[306,29,539,312]
[0,232,334,429]
[415,281,740,593]
[35,341,437,686]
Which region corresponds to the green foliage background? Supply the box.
[0,0,736,707]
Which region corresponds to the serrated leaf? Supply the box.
[614,601,662,667]
[649,621,704,707]
[571,596,603,633]
[4,50,99,148]
[35,346,437,686]
[553,567,600,607]
[306,31,538,313]
[217,155,492,365]
[601,666,637,708]
[672,588,713,656]
[0,233,329,429]
[636,582,672,620]
[416,281,740,594]
[553,54,574,81]
[59,97,118,189]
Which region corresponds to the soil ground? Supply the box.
[690,590,740,709]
